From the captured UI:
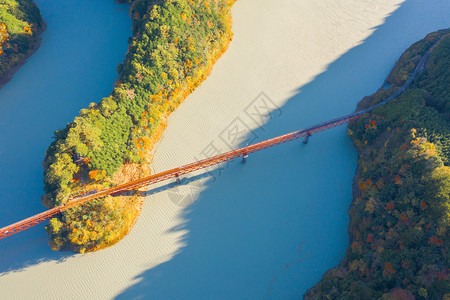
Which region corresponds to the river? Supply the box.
[0,0,449,299]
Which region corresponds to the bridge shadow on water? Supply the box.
[114,1,449,299]
[0,175,201,276]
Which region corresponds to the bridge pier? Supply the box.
[303,132,311,144]
[242,152,248,164]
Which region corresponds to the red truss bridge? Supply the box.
[0,40,435,241]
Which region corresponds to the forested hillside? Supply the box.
[305,30,450,299]
[0,0,45,87]
[44,0,236,252]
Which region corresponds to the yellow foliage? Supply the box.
[169,69,179,79]
[185,59,193,69]
[420,142,438,156]
[141,136,151,149]
[150,5,160,20]
[0,22,9,55]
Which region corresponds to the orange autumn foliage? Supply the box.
[23,25,32,34]
[359,178,373,191]
[89,170,99,180]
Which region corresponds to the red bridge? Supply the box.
[0,42,434,241]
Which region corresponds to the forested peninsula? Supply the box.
[0,0,45,88]
[44,0,236,252]
[305,30,450,299]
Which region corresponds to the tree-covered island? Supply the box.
[44,0,236,253]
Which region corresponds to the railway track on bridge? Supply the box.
[0,40,436,241]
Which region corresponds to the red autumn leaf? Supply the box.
[429,236,442,246]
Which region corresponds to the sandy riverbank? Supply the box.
[1,0,449,298]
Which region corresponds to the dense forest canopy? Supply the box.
[0,0,44,84]
[44,0,236,252]
[305,30,450,299]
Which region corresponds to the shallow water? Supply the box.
[0,0,449,299]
